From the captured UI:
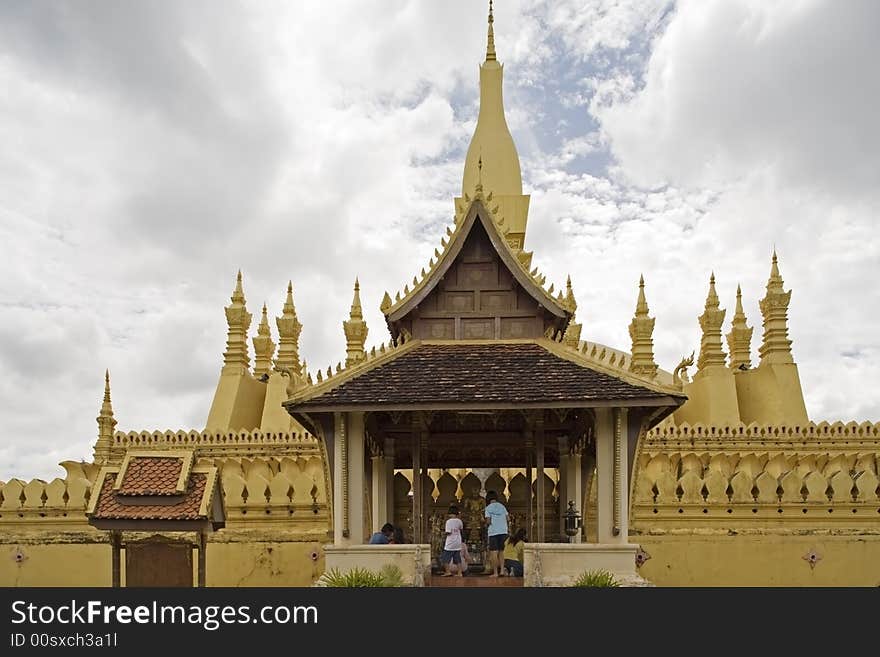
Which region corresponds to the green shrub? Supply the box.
[319,565,405,588]
[572,569,620,587]
[378,564,404,587]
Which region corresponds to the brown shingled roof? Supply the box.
[289,342,683,409]
[117,456,183,496]
[93,471,209,521]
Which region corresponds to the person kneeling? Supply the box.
[503,529,526,577]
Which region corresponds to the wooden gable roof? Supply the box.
[382,197,574,342]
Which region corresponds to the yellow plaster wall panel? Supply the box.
[0,543,110,587]
[206,538,325,587]
[636,534,880,587]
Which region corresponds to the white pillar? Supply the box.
[371,452,388,533]
[595,407,616,543]
[347,411,366,544]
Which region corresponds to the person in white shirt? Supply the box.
[441,505,464,577]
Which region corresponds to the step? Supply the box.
[427,574,524,588]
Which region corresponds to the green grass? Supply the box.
[571,569,620,587]
[318,564,405,587]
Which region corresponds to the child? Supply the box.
[441,504,464,577]
[503,528,526,577]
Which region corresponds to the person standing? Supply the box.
[484,490,509,577]
[441,505,464,577]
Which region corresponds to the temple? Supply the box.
[2,3,878,587]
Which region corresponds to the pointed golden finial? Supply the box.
[629,276,658,378]
[94,369,117,464]
[635,274,649,315]
[253,302,276,377]
[727,284,753,370]
[344,277,368,366]
[102,369,112,411]
[381,291,392,313]
[564,275,577,309]
[486,0,496,61]
[350,277,363,319]
[707,272,719,305]
[232,269,245,304]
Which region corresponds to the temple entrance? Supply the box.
[392,466,565,574]
[364,408,598,579]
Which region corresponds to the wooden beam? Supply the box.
[536,415,545,542]
[197,531,206,588]
[411,413,422,543]
[111,530,121,588]
[525,427,533,540]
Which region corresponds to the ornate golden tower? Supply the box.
[727,284,753,370]
[697,273,728,371]
[629,275,658,378]
[253,303,276,378]
[343,278,368,366]
[93,370,117,465]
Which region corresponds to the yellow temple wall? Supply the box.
[0,529,327,587]
[4,423,880,586]
[0,535,110,587]
[636,533,880,586]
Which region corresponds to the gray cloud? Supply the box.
[1,0,877,481]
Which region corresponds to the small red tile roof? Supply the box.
[92,471,209,521]
[289,342,683,409]
[118,456,183,495]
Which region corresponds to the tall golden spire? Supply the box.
[727,284,753,370]
[94,369,117,465]
[629,275,658,378]
[274,281,303,374]
[758,251,794,365]
[462,0,524,205]
[253,303,276,378]
[343,278,368,366]
[222,270,252,372]
[486,0,496,61]
[697,273,728,370]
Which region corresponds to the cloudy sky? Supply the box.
[1,0,878,481]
